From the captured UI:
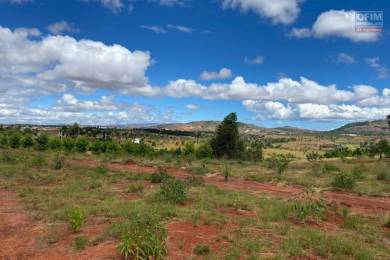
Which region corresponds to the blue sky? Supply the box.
[0,0,389,130]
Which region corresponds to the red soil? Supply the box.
[167,219,237,259]
[0,189,120,260]
[71,159,390,215]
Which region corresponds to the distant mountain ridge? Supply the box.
[150,121,316,135]
[330,120,389,135]
[150,119,389,136]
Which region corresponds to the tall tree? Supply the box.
[210,112,243,158]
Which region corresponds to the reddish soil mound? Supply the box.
[167,220,237,259]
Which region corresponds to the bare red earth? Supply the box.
[0,189,120,260]
[167,219,237,259]
[71,159,390,215]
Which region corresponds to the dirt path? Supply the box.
[72,159,390,215]
[0,188,120,260]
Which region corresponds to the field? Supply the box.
[1,130,390,259]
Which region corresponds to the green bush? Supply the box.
[74,236,88,250]
[185,175,205,186]
[306,151,320,162]
[36,133,49,150]
[195,143,213,159]
[193,244,210,256]
[9,133,21,148]
[151,167,171,183]
[21,134,34,148]
[75,137,89,153]
[117,214,167,260]
[159,178,187,204]
[68,208,85,233]
[62,137,75,152]
[49,137,62,150]
[127,183,145,194]
[266,154,291,175]
[331,172,356,190]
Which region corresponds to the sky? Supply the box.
[0,0,389,130]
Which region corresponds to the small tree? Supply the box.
[9,133,21,148]
[75,137,89,153]
[21,134,34,148]
[36,133,49,151]
[210,112,243,159]
[266,154,291,175]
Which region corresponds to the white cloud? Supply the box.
[365,57,389,79]
[159,0,186,7]
[244,55,264,65]
[200,68,233,80]
[47,21,79,35]
[289,28,312,38]
[81,0,124,13]
[290,10,381,42]
[221,0,301,24]
[243,100,294,119]
[186,104,199,110]
[55,94,117,111]
[140,25,167,34]
[14,27,41,37]
[336,53,356,64]
[167,24,193,33]
[0,26,154,94]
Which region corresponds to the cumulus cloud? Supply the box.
[290,10,381,42]
[200,68,233,80]
[0,26,154,94]
[244,55,264,65]
[3,0,32,4]
[365,57,389,79]
[221,0,301,24]
[336,53,356,64]
[47,21,80,35]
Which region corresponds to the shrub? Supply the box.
[0,134,8,147]
[185,175,205,186]
[62,137,75,152]
[291,200,327,222]
[193,244,210,256]
[49,137,62,150]
[266,154,291,175]
[74,236,88,250]
[9,133,21,148]
[36,133,49,151]
[331,172,356,190]
[127,183,144,194]
[375,165,390,181]
[224,164,230,181]
[68,208,85,232]
[117,214,167,260]
[52,154,65,170]
[75,137,89,153]
[151,167,171,183]
[351,167,364,180]
[30,153,47,167]
[21,134,34,148]
[195,143,213,159]
[306,151,320,162]
[159,178,187,204]
[94,165,108,175]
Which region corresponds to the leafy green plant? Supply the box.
[159,178,187,204]
[117,214,167,260]
[193,244,210,256]
[127,183,144,194]
[74,236,88,250]
[68,208,85,233]
[291,200,327,222]
[331,172,356,190]
[266,154,292,175]
[224,164,230,182]
[36,133,49,151]
[151,167,171,183]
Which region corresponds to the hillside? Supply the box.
[330,120,389,135]
[151,121,315,136]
